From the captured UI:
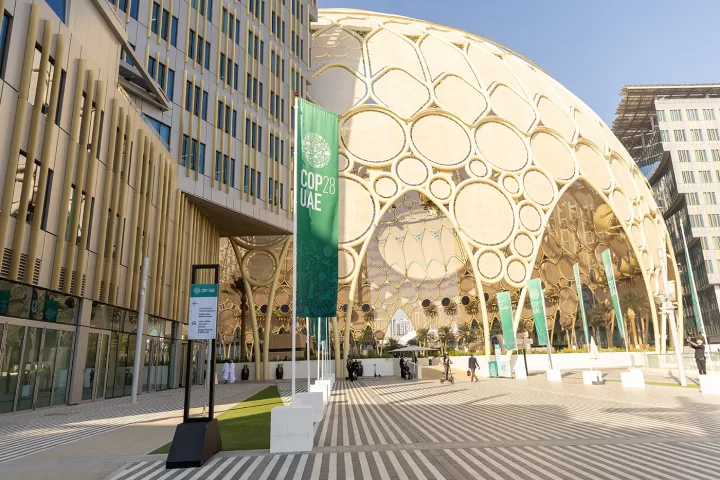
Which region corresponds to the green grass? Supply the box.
[151,386,283,454]
[606,379,700,389]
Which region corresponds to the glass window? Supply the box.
[202,90,208,120]
[188,30,196,59]
[215,152,221,181]
[182,134,189,166]
[143,115,171,145]
[151,2,160,34]
[193,86,200,115]
[230,158,235,187]
[167,69,175,101]
[190,139,198,171]
[219,53,226,80]
[204,42,211,69]
[147,57,156,78]
[233,64,239,90]
[245,118,251,145]
[256,171,261,198]
[250,168,255,195]
[0,325,25,413]
[223,155,229,184]
[0,12,11,79]
[47,0,67,22]
[232,110,237,137]
[217,100,223,127]
[157,63,166,89]
[199,143,206,173]
[161,8,170,40]
[244,165,249,193]
[170,16,179,47]
[185,81,192,112]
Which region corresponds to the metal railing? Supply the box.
[643,352,720,371]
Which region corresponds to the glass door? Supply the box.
[35,329,59,409]
[94,334,109,400]
[52,330,74,406]
[82,333,99,401]
[0,325,22,414]
[16,327,42,411]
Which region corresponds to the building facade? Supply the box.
[614,84,720,342]
[0,0,312,412]
[224,10,681,380]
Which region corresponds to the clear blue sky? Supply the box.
[324,0,720,125]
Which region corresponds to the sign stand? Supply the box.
[166,264,221,469]
[514,332,532,379]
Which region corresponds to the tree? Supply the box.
[415,327,429,357]
[427,330,439,350]
[621,289,650,347]
[456,322,477,349]
[385,337,405,355]
[437,325,455,354]
[587,304,605,347]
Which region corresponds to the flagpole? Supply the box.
[306,319,310,388]
[680,222,714,372]
[317,317,321,380]
[291,97,299,406]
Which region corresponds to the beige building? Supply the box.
[0,0,313,412]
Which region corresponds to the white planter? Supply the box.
[582,370,602,385]
[294,392,324,423]
[270,406,314,453]
[621,368,645,389]
[547,369,562,382]
[699,373,720,395]
[309,383,328,405]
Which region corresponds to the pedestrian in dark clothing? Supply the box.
[443,353,452,381]
[468,354,479,382]
[688,337,708,375]
[399,357,406,379]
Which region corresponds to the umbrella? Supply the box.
[388,346,439,352]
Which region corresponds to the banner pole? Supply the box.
[317,317,321,380]
[291,97,299,407]
[306,319,310,387]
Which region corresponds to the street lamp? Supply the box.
[656,245,687,386]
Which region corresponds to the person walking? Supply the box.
[228,360,236,384]
[688,337,708,375]
[468,354,479,382]
[443,353,452,382]
[222,359,231,384]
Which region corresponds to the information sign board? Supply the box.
[188,284,218,340]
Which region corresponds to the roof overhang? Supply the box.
[90,0,171,111]
[185,194,292,237]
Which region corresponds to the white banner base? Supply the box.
[699,373,720,395]
[309,383,328,405]
[295,392,324,423]
[515,364,528,379]
[546,369,562,382]
[621,368,645,389]
[582,370,602,384]
[270,405,314,453]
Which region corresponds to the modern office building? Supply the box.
[226,9,680,379]
[614,84,720,342]
[0,0,313,412]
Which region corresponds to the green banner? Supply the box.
[601,249,626,340]
[496,291,516,350]
[527,278,549,346]
[44,300,59,323]
[573,264,590,346]
[296,98,339,318]
[0,290,9,315]
[680,225,704,335]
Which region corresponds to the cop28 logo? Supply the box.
[193,287,201,295]
[530,288,540,301]
[302,132,331,169]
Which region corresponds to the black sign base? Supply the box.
[166,419,222,469]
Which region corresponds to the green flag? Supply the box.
[601,249,626,340]
[527,278,549,346]
[573,263,590,346]
[496,291,516,350]
[680,224,704,335]
[296,99,339,317]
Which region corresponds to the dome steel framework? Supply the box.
[225,10,683,378]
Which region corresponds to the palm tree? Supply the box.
[415,327,429,356]
[455,322,476,349]
[437,325,455,354]
[621,289,650,347]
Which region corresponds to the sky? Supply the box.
[324,0,720,125]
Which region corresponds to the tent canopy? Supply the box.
[388,346,439,353]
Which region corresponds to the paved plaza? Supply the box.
[2,374,720,479]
